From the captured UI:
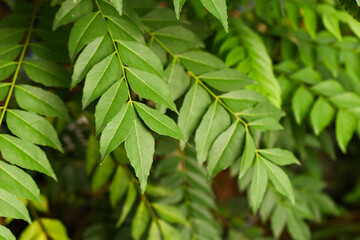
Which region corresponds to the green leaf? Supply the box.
[153,203,187,224]
[106,15,144,43]
[109,0,123,15]
[126,68,176,111]
[248,118,283,131]
[239,130,256,179]
[148,221,161,240]
[0,225,15,240]
[258,148,300,166]
[116,183,137,227]
[30,43,69,63]
[95,80,128,134]
[86,134,99,175]
[15,85,70,121]
[154,26,204,53]
[249,157,268,213]
[158,220,182,240]
[0,44,21,61]
[23,60,70,88]
[0,60,16,81]
[164,61,189,101]
[262,158,295,203]
[199,68,254,92]
[317,45,338,77]
[292,86,314,124]
[100,102,135,160]
[286,208,311,240]
[173,0,186,18]
[72,35,114,89]
[178,82,211,149]
[200,0,228,32]
[311,80,344,97]
[132,200,150,240]
[91,156,115,191]
[271,205,287,239]
[125,116,155,193]
[110,166,129,208]
[335,109,357,153]
[117,40,163,77]
[318,4,342,40]
[68,12,107,60]
[0,134,56,180]
[178,51,226,75]
[0,188,31,223]
[19,218,70,240]
[82,53,122,108]
[52,0,93,31]
[310,97,335,135]
[6,110,63,152]
[0,161,41,202]
[134,102,183,139]
[207,121,245,179]
[0,83,9,101]
[330,92,360,109]
[303,7,317,38]
[225,46,245,67]
[291,67,321,84]
[195,102,230,164]
[220,89,266,112]
[0,28,26,45]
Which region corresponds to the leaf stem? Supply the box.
[0,0,42,128]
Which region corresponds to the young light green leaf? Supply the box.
[126,68,176,111]
[82,53,122,108]
[262,158,295,203]
[318,4,342,40]
[116,183,136,227]
[0,188,31,223]
[271,204,287,239]
[0,60,16,81]
[148,221,162,240]
[109,0,123,15]
[330,92,360,109]
[249,157,268,213]
[173,0,186,19]
[72,35,114,89]
[195,102,230,164]
[134,102,183,139]
[286,208,311,240]
[199,68,254,92]
[100,102,135,160]
[153,203,187,224]
[311,80,344,97]
[154,26,204,53]
[132,200,150,240]
[125,116,155,193]
[106,15,144,43]
[310,97,335,135]
[335,109,357,153]
[164,61,189,101]
[6,110,63,152]
[0,134,56,180]
[110,166,130,208]
[200,0,228,32]
[0,83,9,101]
[0,225,15,240]
[117,40,163,77]
[68,12,107,60]
[52,0,93,31]
[178,82,211,149]
[158,220,183,240]
[291,67,321,85]
[303,7,317,38]
[207,121,245,179]
[15,85,70,121]
[248,118,283,131]
[23,60,70,88]
[178,51,226,75]
[95,80,128,134]
[239,129,256,179]
[292,86,314,124]
[258,148,300,166]
[0,161,41,202]
[19,218,70,240]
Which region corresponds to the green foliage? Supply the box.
[0,0,360,239]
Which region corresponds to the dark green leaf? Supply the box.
[178,51,226,75]
[249,156,268,213]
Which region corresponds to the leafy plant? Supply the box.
[0,0,360,239]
